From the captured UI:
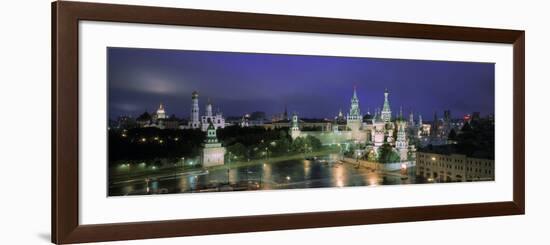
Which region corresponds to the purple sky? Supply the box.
[108,47,494,120]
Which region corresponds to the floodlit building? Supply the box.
[395,111,409,160]
[287,87,413,161]
[186,91,226,131]
[153,103,166,120]
[416,151,494,182]
[380,88,392,123]
[201,99,226,131]
[346,86,363,135]
[201,122,226,167]
[134,103,181,130]
[189,91,201,129]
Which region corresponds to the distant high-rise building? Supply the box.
[444,110,451,121]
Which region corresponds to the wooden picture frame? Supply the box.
[52,1,525,244]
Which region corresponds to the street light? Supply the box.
[226,168,230,185]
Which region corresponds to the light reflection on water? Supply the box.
[109,156,420,196]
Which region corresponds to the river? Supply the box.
[109,155,426,196]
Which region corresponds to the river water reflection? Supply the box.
[109,156,424,196]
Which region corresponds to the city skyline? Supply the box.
[108,47,495,196]
[108,47,495,120]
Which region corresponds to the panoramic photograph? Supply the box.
[107,47,495,196]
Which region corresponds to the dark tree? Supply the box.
[377,143,401,163]
[226,142,247,160]
[108,127,204,165]
[448,129,457,140]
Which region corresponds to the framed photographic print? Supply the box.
[52,1,525,244]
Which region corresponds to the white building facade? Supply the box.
[200,99,226,131]
[186,91,226,131]
[201,122,226,167]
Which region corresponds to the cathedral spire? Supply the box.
[347,86,361,121]
[383,89,390,110]
[381,88,392,122]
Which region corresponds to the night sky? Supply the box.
[108,47,494,120]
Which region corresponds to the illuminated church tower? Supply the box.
[290,112,301,140]
[205,99,213,117]
[408,111,415,128]
[346,86,362,135]
[200,98,225,131]
[201,122,225,167]
[381,88,392,123]
[395,108,409,160]
[189,91,200,129]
